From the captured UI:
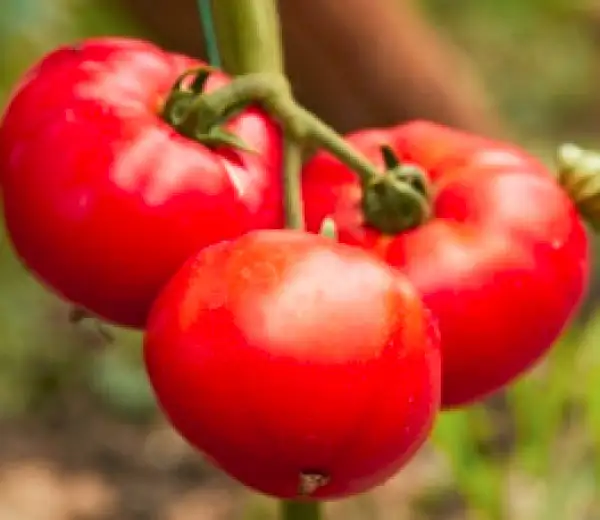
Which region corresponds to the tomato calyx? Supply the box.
[557,143,600,230]
[361,145,432,235]
[161,68,254,151]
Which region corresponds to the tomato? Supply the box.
[302,120,589,408]
[0,37,283,328]
[144,229,441,499]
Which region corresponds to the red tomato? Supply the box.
[0,37,283,328]
[144,230,441,499]
[302,121,589,408]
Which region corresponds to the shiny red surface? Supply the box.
[0,37,283,328]
[144,230,441,499]
[302,121,589,408]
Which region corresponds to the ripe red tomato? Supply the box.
[144,230,441,499]
[302,121,589,408]
[0,37,283,328]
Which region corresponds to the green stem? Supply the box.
[280,501,323,520]
[197,0,221,67]
[210,0,284,75]
[297,107,381,187]
[188,73,382,187]
[166,71,431,233]
[283,133,306,230]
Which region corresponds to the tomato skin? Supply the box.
[144,230,441,499]
[302,120,589,408]
[0,37,283,328]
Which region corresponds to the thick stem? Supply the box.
[210,0,284,75]
[280,501,322,520]
[208,0,307,234]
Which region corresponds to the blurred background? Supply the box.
[2,0,600,518]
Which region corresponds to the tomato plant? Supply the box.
[144,229,441,499]
[302,120,589,408]
[0,37,283,328]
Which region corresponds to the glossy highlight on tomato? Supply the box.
[0,37,283,328]
[302,120,589,408]
[144,229,441,499]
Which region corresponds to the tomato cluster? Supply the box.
[0,38,590,500]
